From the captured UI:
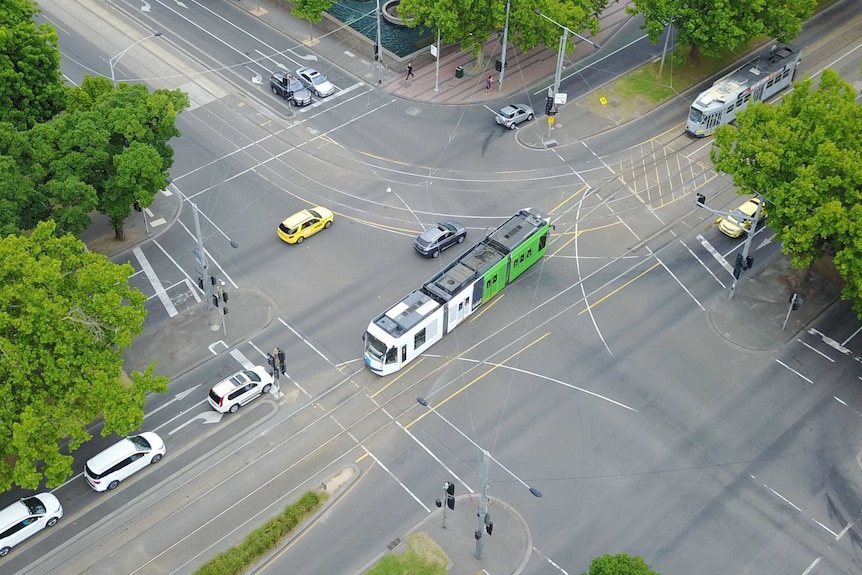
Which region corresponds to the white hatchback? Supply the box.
[208,366,274,413]
[0,493,63,557]
[84,432,166,492]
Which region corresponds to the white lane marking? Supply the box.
[298,82,365,113]
[279,317,331,364]
[208,340,228,355]
[774,358,814,384]
[753,475,838,537]
[168,411,223,436]
[133,247,178,317]
[173,217,238,289]
[842,324,862,347]
[532,546,570,574]
[144,386,200,420]
[801,557,821,575]
[359,443,431,512]
[796,339,835,362]
[680,238,726,288]
[647,246,705,311]
[152,239,205,298]
[396,421,473,493]
[696,234,733,275]
[229,349,255,370]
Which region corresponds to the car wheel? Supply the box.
[457,235,465,243]
[527,113,534,121]
[509,123,516,130]
[151,453,163,464]
[229,403,240,413]
[271,85,278,95]
[262,383,272,394]
[324,220,332,229]
[432,249,440,258]
[47,517,59,528]
[296,236,304,244]
[0,547,10,557]
[107,480,120,490]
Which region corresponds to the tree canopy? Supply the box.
[582,553,661,575]
[629,0,815,61]
[398,0,604,62]
[0,221,169,490]
[712,69,862,316]
[0,0,66,130]
[0,76,189,239]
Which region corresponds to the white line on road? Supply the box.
[279,317,331,364]
[298,82,366,113]
[229,349,255,369]
[696,234,733,275]
[754,476,838,537]
[796,339,835,362]
[133,247,178,317]
[647,246,705,311]
[397,421,473,493]
[808,328,854,357]
[774,358,814,384]
[680,238,726,288]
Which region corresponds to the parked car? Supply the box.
[269,70,313,106]
[413,222,467,257]
[495,104,534,129]
[718,197,768,238]
[277,206,334,244]
[84,433,165,492]
[0,493,63,557]
[208,366,273,414]
[296,67,336,97]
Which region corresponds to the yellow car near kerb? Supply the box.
[277,207,334,244]
[718,197,767,238]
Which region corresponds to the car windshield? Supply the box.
[308,209,323,219]
[500,109,516,119]
[311,75,327,86]
[128,435,152,451]
[728,209,749,223]
[289,79,304,91]
[440,223,456,233]
[241,369,262,383]
[21,496,46,515]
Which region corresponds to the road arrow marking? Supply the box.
[290,49,318,61]
[168,411,223,435]
[145,385,201,420]
[756,234,774,250]
[141,1,151,12]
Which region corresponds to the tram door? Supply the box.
[753,84,764,103]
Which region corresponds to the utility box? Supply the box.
[455,66,464,79]
[495,59,507,72]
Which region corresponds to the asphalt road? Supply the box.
[5,1,862,574]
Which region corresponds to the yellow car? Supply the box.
[718,197,767,238]
[277,206,334,244]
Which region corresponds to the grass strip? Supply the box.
[364,532,450,575]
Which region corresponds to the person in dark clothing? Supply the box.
[406,62,414,80]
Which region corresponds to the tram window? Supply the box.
[743,94,751,103]
[736,95,744,107]
[783,69,790,78]
[726,104,734,114]
[385,347,397,364]
[486,279,492,290]
[520,253,525,264]
[539,233,547,250]
[402,345,407,362]
[415,329,426,348]
[766,79,774,89]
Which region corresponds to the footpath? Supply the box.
[77,1,843,574]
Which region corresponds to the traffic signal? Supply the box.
[445,482,455,510]
[211,276,217,286]
[267,353,275,368]
[222,291,229,303]
[733,254,744,279]
[745,256,754,270]
[223,307,229,315]
[545,95,554,116]
[277,349,286,374]
[133,201,142,213]
[695,193,706,206]
[374,44,379,61]
[212,295,219,307]
[484,512,493,536]
[197,277,204,290]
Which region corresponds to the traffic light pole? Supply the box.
[475,450,490,559]
[191,201,212,309]
[729,196,762,300]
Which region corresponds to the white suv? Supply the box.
[0,493,63,557]
[208,366,274,414]
[84,432,166,492]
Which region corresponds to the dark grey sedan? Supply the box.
[269,71,313,106]
[413,222,467,257]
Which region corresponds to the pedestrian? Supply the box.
[406,62,414,80]
[486,75,493,91]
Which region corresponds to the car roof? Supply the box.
[296,67,318,76]
[211,369,256,396]
[0,499,32,527]
[271,70,288,81]
[86,434,155,472]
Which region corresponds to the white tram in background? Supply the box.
[686,44,802,137]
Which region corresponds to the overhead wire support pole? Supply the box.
[376,0,383,84]
[498,0,511,92]
[109,32,163,87]
[729,194,763,300]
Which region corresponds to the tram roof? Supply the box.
[693,44,799,110]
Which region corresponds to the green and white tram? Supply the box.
[686,44,801,137]
[363,207,552,376]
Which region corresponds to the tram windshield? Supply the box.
[364,332,386,360]
[688,107,703,123]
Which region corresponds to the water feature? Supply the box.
[326,0,433,58]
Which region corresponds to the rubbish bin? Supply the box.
[455,66,464,79]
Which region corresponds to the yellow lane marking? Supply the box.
[470,294,504,323]
[578,262,661,315]
[369,357,426,400]
[405,332,551,429]
[549,185,589,214]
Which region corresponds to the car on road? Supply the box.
[413,222,467,257]
[495,104,534,129]
[718,197,767,238]
[208,366,274,414]
[296,67,336,97]
[277,206,334,244]
[269,70,313,106]
[0,493,63,557]
[84,432,165,492]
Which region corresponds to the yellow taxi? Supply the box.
[277,206,334,244]
[718,197,767,238]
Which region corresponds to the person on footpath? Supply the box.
[406,62,414,80]
[486,75,493,90]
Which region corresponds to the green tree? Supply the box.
[712,69,862,315]
[582,553,661,575]
[0,221,168,490]
[291,0,334,40]
[0,0,65,129]
[628,0,815,62]
[398,0,604,67]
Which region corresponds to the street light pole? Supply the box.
[376,0,383,84]
[416,397,541,560]
[498,0,511,92]
[109,32,163,87]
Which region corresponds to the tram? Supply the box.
[686,44,801,137]
[363,208,552,376]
